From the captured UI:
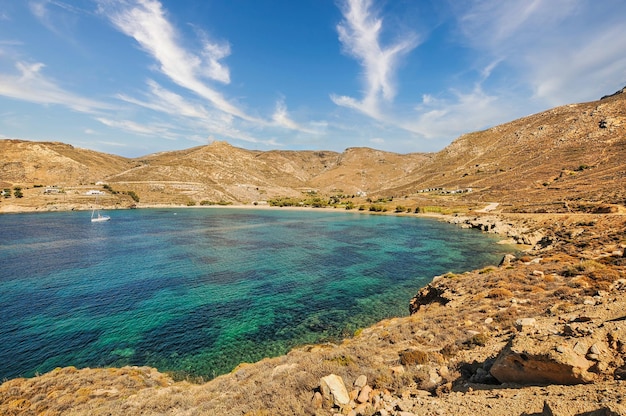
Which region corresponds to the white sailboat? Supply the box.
[90,197,110,222]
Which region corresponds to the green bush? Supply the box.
[125,190,140,202]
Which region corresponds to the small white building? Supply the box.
[85,190,105,195]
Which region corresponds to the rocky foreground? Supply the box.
[1,210,625,415]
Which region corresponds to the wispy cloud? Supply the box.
[406,85,505,140]
[114,79,271,145]
[96,117,174,137]
[117,79,217,120]
[453,0,626,105]
[270,97,320,135]
[98,0,259,123]
[28,0,85,42]
[331,0,419,119]
[271,98,300,130]
[0,61,110,112]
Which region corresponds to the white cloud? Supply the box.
[406,86,505,140]
[117,79,217,120]
[28,0,84,42]
[96,117,172,136]
[113,80,271,145]
[270,98,321,136]
[453,0,626,105]
[332,0,419,118]
[0,61,110,112]
[271,99,300,130]
[98,0,260,123]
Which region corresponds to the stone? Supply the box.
[484,317,494,324]
[354,374,367,388]
[357,385,372,403]
[311,391,323,409]
[428,368,443,385]
[490,336,594,385]
[499,253,516,267]
[320,374,350,407]
[515,317,536,330]
[590,343,602,355]
[354,403,371,415]
[390,365,405,374]
[573,341,588,355]
[349,389,358,401]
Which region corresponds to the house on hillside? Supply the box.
[85,190,105,195]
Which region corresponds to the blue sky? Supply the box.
[1,0,625,157]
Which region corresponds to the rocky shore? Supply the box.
[1,209,625,415]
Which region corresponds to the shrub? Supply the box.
[487,288,513,299]
[464,333,489,348]
[125,190,140,202]
[399,349,429,365]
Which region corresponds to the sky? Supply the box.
[1,0,625,158]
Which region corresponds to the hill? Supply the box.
[1,89,624,214]
[385,88,626,212]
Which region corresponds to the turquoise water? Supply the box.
[0,208,513,380]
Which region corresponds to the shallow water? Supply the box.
[0,208,513,380]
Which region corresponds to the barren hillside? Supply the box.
[384,88,626,212]
[1,89,624,214]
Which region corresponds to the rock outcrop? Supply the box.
[490,337,595,385]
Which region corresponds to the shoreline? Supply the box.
[3,203,626,415]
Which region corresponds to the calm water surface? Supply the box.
[0,208,513,380]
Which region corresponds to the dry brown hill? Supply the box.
[0,139,428,210]
[384,88,626,212]
[2,89,625,214]
[0,140,134,188]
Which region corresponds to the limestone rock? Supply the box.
[354,374,367,388]
[499,253,516,267]
[320,374,350,407]
[311,391,323,409]
[490,336,594,385]
[515,318,537,331]
[357,385,372,403]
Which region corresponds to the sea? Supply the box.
[0,208,514,381]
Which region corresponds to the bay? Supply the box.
[0,208,513,380]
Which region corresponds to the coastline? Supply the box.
[2,203,626,415]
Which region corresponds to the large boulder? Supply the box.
[490,335,594,385]
[320,374,350,407]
